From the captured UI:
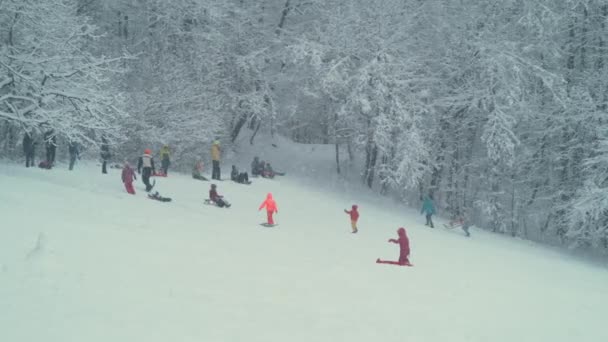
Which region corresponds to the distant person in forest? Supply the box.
[44,130,57,166]
[211,140,221,180]
[209,184,230,208]
[421,194,436,228]
[231,165,250,184]
[23,132,36,168]
[445,209,472,237]
[377,227,412,266]
[251,156,263,177]
[192,160,208,181]
[100,137,111,174]
[160,145,170,176]
[137,148,156,192]
[259,193,278,226]
[344,204,359,233]
[68,141,80,171]
[121,161,137,195]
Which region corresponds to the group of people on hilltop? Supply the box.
[251,156,285,179]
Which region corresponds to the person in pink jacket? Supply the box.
[259,193,278,225]
[377,227,412,266]
[121,161,137,195]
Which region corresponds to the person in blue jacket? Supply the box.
[421,194,436,228]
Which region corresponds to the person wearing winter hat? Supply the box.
[211,140,221,180]
[137,149,156,192]
[344,204,360,233]
[377,227,412,266]
[259,193,278,225]
[209,183,230,208]
[121,161,137,194]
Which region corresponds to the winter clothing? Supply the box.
[68,142,79,171]
[137,151,156,192]
[251,157,264,176]
[421,196,436,228]
[259,193,278,225]
[377,227,411,266]
[122,163,137,194]
[192,161,208,180]
[23,133,35,167]
[231,166,250,184]
[101,138,111,174]
[209,185,230,208]
[44,131,57,165]
[211,141,221,180]
[344,205,359,233]
[160,145,170,175]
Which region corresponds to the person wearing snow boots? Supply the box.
[100,136,111,174]
[231,165,250,184]
[23,132,36,168]
[44,130,57,167]
[192,160,208,181]
[137,149,156,192]
[211,140,221,180]
[377,227,412,266]
[68,141,80,171]
[208,184,230,208]
[344,205,359,233]
[259,193,278,225]
[421,194,436,228]
[160,145,171,176]
[121,161,137,195]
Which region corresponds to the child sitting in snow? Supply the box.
[344,205,359,233]
[208,184,230,208]
[377,227,412,266]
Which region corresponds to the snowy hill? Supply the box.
[1,155,608,342]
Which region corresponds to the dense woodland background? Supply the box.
[1,0,607,254]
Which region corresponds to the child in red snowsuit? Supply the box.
[121,162,136,195]
[344,205,359,233]
[259,193,278,225]
[377,227,411,266]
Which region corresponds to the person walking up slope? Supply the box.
[211,140,221,180]
[259,193,278,226]
[421,195,436,228]
[122,161,137,195]
[137,149,156,192]
[344,205,359,233]
[377,227,412,266]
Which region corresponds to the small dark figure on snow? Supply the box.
[68,141,80,171]
[251,156,263,177]
[44,130,57,166]
[137,149,156,192]
[209,184,230,208]
[100,137,111,174]
[421,194,436,228]
[261,162,285,179]
[23,132,36,168]
[231,165,250,184]
[377,227,412,266]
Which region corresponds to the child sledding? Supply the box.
[251,157,285,179]
[377,227,412,266]
[148,191,172,202]
[231,165,251,184]
[205,184,231,208]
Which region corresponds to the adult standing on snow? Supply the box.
[68,141,80,171]
[259,193,278,226]
[211,140,221,180]
[100,137,111,174]
[122,161,137,195]
[421,194,436,228]
[160,145,171,176]
[23,132,36,168]
[137,149,156,192]
[44,130,57,166]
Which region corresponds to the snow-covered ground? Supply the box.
[1,142,608,342]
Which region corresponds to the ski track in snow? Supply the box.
[1,154,608,342]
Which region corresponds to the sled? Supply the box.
[148,192,172,202]
[260,223,278,227]
[152,172,167,177]
[376,259,413,267]
[204,199,231,208]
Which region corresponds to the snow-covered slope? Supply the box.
[1,156,607,342]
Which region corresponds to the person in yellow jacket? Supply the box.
[211,140,221,180]
[160,145,170,175]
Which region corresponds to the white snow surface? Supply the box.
[1,140,608,342]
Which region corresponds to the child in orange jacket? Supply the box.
[344,205,359,233]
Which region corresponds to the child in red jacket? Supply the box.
[377,227,412,266]
[121,161,136,195]
[344,204,359,233]
[259,193,278,225]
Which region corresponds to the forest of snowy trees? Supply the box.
[1,0,607,254]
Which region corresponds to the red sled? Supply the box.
[376,259,413,267]
[152,172,167,177]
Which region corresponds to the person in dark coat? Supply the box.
[44,130,57,165]
[68,141,80,171]
[377,227,412,266]
[23,132,36,168]
[251,156,262,176]
[231,165,250,184]
[209,184,230,207]
[137,149,155,192]
[100,137,110,174]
